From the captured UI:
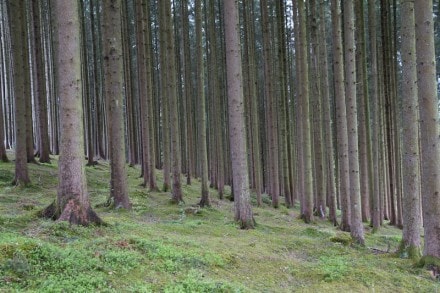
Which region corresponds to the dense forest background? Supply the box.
[1,0,440,283]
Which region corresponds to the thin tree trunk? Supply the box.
[344,0,365,245]
[331,0,350,231]
[243,0,262,206]
[162,0,183,203]
[368,0,381,231]
[195,0,210,207]
[159,0,171,192]
[297,0,314,223]
[10,0,30,186]
[181,0,194,185]
[319,0,337,225]
[261,0,280,208]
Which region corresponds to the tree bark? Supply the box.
[415,0,440,261]
[368,0,382,231]
[224,0,254,229]
[344,0,365,245]
[10,0,30,186]
[297,0,314,223]
[400,0,422,260]
[43,0,101,226]
[102,0,131,209]
[163,0,183,203]
[331,0,350,231]
[195,0,210,207]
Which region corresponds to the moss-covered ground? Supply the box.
[0,153,439,292]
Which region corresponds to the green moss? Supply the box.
[398,241,422,261]
[0,152,439,292]
[330,232,353,246]
[418,255,440,269]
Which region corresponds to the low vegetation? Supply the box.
[0,155,439,292]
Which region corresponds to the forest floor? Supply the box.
[0,153,439,292]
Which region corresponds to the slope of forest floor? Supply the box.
[0,153,439,292]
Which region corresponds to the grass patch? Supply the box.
[1,153,439,292]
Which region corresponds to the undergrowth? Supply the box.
[0,154,439,292]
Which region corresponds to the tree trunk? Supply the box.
[261,0,280,208]
[181,0,195,185]
[102,0,131,209]
[163,0,183,203]
[400,0,422,260]
[10,0,30,186]
[31,0,50,163]
[297,0,314,223]
[195,0,210,207]
[159,0,171,192]
[319,0,336,225]
[243,0,262,206]
[344,0,365,245]
[331,0,350,231]
[224,0,254,229]
[42,0,102,226]
[368,0,381,231]
[415,0,440,262]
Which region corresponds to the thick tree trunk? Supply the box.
[224,0,254,229]
[102,0,131,209]
[415,0,440,262]
[43,0,101,225]
[400,0,422,260]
